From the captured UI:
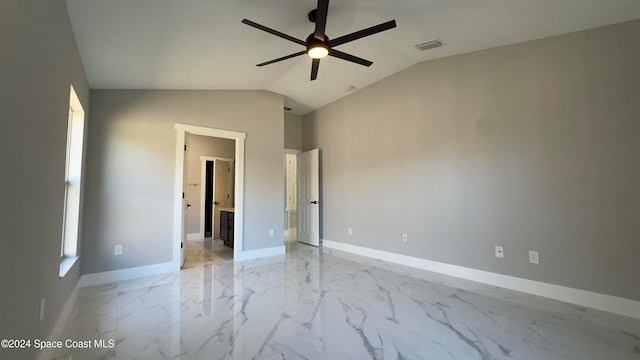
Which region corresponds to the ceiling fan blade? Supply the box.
[256,51,306,67]
[242,19,306,46]
[314,0,330,41]
[329,49,373,67]
[311,59,320,81]
[329,20,396,47]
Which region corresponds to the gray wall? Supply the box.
[0,1,89,359]
[303,20,640,301]
[284,113,303,150]
[82,90,284,274]
[185,134,235,235]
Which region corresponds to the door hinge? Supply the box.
[184,145,187,151]
[182,192,185,199]
[181,242,184,249]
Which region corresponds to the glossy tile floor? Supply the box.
[182,238,233,269]
[53,240,640,360]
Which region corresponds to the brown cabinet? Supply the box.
[220,210,234,248]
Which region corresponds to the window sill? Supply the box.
[59,256,79,278]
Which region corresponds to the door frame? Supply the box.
[200,156,234,239]
[173,123,246,268]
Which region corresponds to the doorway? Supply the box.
[284,150,300,242]
[173,124,246,269]
[201,157,234,239]
[182,138,235,268]
[204,160,213,238]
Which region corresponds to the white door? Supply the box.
[213,160,230,239]
[182,197,188,267]
[181,144,189,267]
[297,149,320,246]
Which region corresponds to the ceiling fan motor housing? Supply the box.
[307,33,329,47]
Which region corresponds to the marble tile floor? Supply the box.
[53,241,640,360]
[182,238,233,269]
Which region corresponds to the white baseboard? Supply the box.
[36,281,80,360]
[322,239,640,320]
[236,245,285,261]
[186,233,202,240]
[80,262,176,287]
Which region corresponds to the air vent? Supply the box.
[415,39,445,51]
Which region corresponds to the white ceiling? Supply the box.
[65,0,640,115]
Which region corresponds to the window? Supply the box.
[60,85,85,277]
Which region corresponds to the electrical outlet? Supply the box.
[268,229,275,237]
[39,298,45,322]
[402,233,408,242]
[348,227,353,235]
[495,246,504,258]
[529,251,540,264]
[114,244,123,256]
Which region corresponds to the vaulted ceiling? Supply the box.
[65,0,640,115]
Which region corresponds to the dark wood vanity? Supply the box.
[220,208,234,248]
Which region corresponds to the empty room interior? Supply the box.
[2,0,640,359]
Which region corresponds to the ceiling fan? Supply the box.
[241,0,396,81]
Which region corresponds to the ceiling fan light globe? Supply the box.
[308,46,329,59]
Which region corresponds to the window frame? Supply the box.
[59,85,85,277]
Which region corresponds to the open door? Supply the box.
[297,149,320,246]
[181,144,189,267]
[213,160,231,239]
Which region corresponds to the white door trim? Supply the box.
[174,124,246,268]
[200,156,234,240]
